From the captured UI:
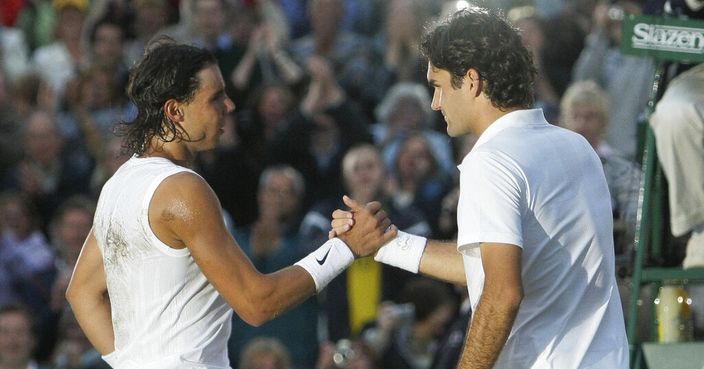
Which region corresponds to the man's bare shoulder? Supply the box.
[154,171,219,216]
[149,171,222,247]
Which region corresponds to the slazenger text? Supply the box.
[632,23,704,53]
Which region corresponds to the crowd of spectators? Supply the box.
[0,0,690,368]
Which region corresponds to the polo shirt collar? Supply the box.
[473,108,546,149]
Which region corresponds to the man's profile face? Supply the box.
[179,65,235,151]
[426,62,473,137]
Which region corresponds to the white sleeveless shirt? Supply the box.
[94,156,233,369]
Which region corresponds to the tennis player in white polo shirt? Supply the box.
[332,7,628,369]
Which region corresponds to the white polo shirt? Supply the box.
[457,109,628,369]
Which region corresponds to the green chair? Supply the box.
[620,14,704,369]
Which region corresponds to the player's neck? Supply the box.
[142,139,196,168]
[472,104,523,137]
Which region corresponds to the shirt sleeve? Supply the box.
[456,150,525,253]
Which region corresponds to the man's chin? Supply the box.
[446,126,460,138]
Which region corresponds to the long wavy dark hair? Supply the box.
[420,7,537,110]
[116,36,217,155]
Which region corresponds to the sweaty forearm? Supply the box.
[242,266,318,326]
[237,239,351,326]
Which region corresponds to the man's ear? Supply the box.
[465,68,483,98]
[164,99,183,122]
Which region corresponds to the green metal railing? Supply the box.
[620,14,704,369]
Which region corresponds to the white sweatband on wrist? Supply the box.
[374,231,427,273]
[295,238,354,292]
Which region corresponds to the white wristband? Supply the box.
[374,231,427,273]
[295,238,354,292]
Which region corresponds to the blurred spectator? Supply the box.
[2,109,93,230]
[538,15,585,101]
[0,71,23,178]
[158,0,196,44]
[0,192,58,362]
[0,20,30,82]
[57,65,130,158]
[215,4,254,105]
[48,196,95,313]
[89,136,129,197]
[0,191,56,309]
[289,0,384,120]
[8,73,55,121]
[196,111,261,228]
[16,0,57,52]
[228,20,303,105]
[124,0,170,65]
[0,0,26,26]
[361,278,457,369]
[563,0,599,33]
[388,133,453,237]
[228,165,318,369]
[86,17,128,78]
[434,128,477,241]
[276,0,383,40]
[227,2,259,45]
[0,304,51,369]
[237,83,299,161]
[559,80,641,267]
[238,337,292,369]
[429,288,470,369]
[572,0,654,160]
[51,310,108,369]
[190,0,232,51]
[341,0,384,37]
[79,0,134,47]
[218,1,297,106]
[436,187,460,241]
[267,55,371,207]
[31,0,88,99]
[372,0,434,86]
[510,7,558,121]
[534,0,568,18]
[273,0,309,39]
[372,82,454,177]
[299,144,430,341]
[314,339,381,369]
[650,63,704,268]
[510,6,585,123]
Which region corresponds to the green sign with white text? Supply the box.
[621,15,704,62]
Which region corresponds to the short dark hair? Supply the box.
[89,17,124,46]
[420,8,536,110]
[116,36,217,155]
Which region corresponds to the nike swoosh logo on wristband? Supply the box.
[316,246,333,265]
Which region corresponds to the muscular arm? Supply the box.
[419,240,466,285]
[66,229,115,355]
[458,243,523,369]
[152,173,391,327]
[151,173,314,326]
